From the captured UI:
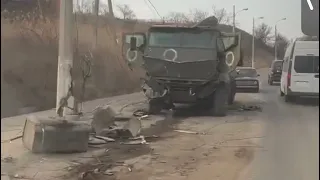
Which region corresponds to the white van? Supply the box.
[280,40,319,102]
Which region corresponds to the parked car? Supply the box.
[268,60,283,85]
[235,67,260,93]
[280,40,319,102]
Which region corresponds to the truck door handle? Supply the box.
[315,74,319,78]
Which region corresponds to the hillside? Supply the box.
[1,16,274,118]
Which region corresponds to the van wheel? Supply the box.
[284,95,294,102]
[269,79,273,85]
[280,89,284,96]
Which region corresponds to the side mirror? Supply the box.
[257,74,260,77]
[130,37,137,51]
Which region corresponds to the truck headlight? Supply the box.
[253,81,258,85]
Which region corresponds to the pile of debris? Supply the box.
[89,105,150,146]
[21,105,151,154]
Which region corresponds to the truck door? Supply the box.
[221,32,242,72]
[121,32,146,70]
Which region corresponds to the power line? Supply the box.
[143,0,157,18]
[146,0,162,19]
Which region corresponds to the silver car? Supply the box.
[235,67,260,93]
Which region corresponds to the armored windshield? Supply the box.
[148,27,217,48]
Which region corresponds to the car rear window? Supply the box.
[293,56,319,73]
[273,61,283,70]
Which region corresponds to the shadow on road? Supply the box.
[289,98,319,107]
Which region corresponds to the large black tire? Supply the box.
[284,94,294,102]
[254,87,260,93]
[148,99,163,114]
[228,89,236,105]
[228,80,236,105]
[212,84,229,117]
[280,89,284,96]
[270,80,273,85]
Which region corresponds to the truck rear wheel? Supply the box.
[212,84,229,117]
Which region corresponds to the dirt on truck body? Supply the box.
[121,16,243,116]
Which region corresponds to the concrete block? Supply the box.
[22,115,91,153]
[91,105,116,134]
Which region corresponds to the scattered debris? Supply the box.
[91,105,117,135]
[120,136,148,145]
[114,113,132,122]
[174,130,201,135]
[1,156,14,163]
[98,117,142,138]
[103,170,114,176]
[88,137,108,145]
[238,105,262,112]
[122,117,142,137]
[93,168,100,174]
[94,135,116,142]
[133,109,149,117]
[78,171,89,179]
[130,135,159,141]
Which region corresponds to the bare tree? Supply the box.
[211,5,232,25]
[117,4,136,20]
[188,9,209,23]
[275,33,289,59]
[166,12,189,23]
[99,2,109,16]
[255,23,272,44]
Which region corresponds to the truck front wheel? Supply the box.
[212,84,229,117]
[148,99,163,114]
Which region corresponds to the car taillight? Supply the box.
[287,73,291,87]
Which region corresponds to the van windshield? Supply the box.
[294,56,319,73]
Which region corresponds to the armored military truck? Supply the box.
[121,16,243,116]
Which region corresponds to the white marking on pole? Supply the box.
[307,0,314,10]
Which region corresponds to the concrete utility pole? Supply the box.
[252,16,264,68]
[108,0,114,18]
[93,0,100,49]
[274,18,286,60]
[56,0,77,116]
[232,5,248,33]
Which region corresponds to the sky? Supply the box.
[100,0,306,39]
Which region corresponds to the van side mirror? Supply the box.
[130,37,137,51]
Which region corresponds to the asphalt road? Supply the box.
[247,69,319,180]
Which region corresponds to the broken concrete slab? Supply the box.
[22,115,91,153]
[91,105,117,135]
[114,113,132,122]
[123,117,141,137]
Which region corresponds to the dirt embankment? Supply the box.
[1,16,274,118]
